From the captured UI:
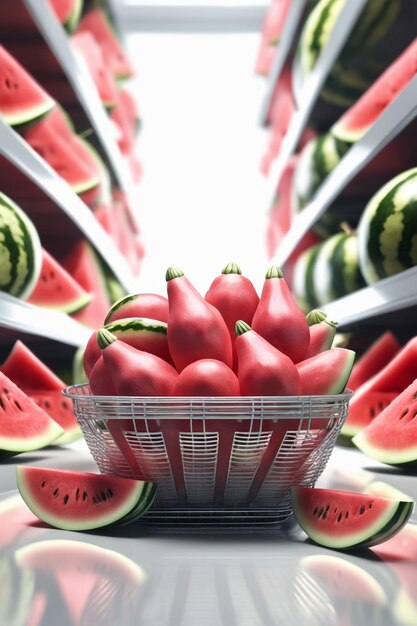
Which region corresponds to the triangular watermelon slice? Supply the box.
[1,341,82,445]
[76,7,135,80]
[0,372,63,453]
[64,240,111,329]
[347,331,401,391]
[0,45,55,127]
[48,0,83,32]
[343,337,417,438]
[27,248,92,314]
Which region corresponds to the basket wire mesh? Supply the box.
[64,385,352,527]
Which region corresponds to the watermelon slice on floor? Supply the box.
[27,248,92,314]
[296,348,355,395]
[353,379,417,466]
[332,38,417,144]
[291,486,414,550]
[64,241,112,329]
[1,340,82,445]
[76,7,135,80]
[0,372,63,453]
[16,467,155,530]
[48,0,83,32]
[347,331,401,391]
[342,336,417,438]
[0,45,55,128]
[70,31,118,109]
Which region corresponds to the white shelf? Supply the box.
[321,266,417,327]
[0,119,139,293]
[264,0,367,201]
[0,293,91,346]
[271,73,417,267]
[21,0,137,200]
[258,0,306,127]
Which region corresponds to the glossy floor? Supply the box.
[1,442,416,626]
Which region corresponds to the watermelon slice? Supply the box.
[296,348,355,395]
[27,248,92,314]
[110,90,136,155]
[48,0,83,32]
[1,340,82,445]
[348,331,401,391]
[64,241,111,329]
[0,372,63,453]
[332,38,417,144]
[76,7,135,80]
[291,486,414,549]
[343,336,417,438]
[353,379,417,466]
[16,467,155,530]
[22,117,100,202]
[70,31,118,109]
[0,45,55,128]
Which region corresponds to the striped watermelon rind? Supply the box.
[292,242,323,313]
[0,193,42,299]
[357,168,417,284]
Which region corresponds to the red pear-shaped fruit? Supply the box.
[251,266,310,363]
[173,359,240,396]
[302,310,338,360]
[95,329,178,396]
[205,261,259,372]
[166,266,233,372]
[235,321,301,396]
[88,354,117,396]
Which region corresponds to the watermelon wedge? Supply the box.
[16,467,155,531]
[347,331,401,391]
[353,379,417,466]
[0,45,55,128]
[1,341,82,445]
[291,486,414,550]
[48,0,83,32]
[27,248,92,314]
[296,348,355,395]
[342,336,417,438]
[332,38,417,144]
[76,7,135,80]
[0,372,63,453]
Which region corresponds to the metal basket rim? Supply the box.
[62,383,353,404]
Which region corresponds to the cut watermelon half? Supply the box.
[16,467,155,530]
[0,45,55,128]
[27,248,92,314]
[22,117,100,200]
[353,379,417,466]
[70,31,118,109]
[76,7,135,80]
[347,331,401,391]
[296,348,355,395]
[0,372,63,453]
[64,241,111,329]
[291,486,414,550]
[1,340,82,444]
[48,0,83,32]
[343,336,417,438]
[332,38,417,144]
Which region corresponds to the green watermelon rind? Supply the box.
[0,193,42,300]
[64,0,83,33]
[353,432,417,467]
[291,487,414,550]
[0,423,63,454]
[3,99,55,129]
[357,168,417,285]
[113,481,157,526]
[292,243,323,313]
[16,467,152,531]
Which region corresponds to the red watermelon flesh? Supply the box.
[0,372,63,452]
[266,155,298,258]
[118,88,140,135]
[48,0,82,31]
[70,31,118,109]
[343,337,417,438]
[27,247,92,314]
[0,45,55,127]
[332,38,417,143]
[110,90,135,155]
[353,379,417,466]
[22,117,100,198]
[254,40,276,77]
[261,0,291,45]
[76,7,135,80]
[65,241,111,329]
[45,105,74,140]
[1,341,81,443]
[347,331,401,391]
[296,348,356,395]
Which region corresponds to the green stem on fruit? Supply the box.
[265,265,283,279]
[165,266,184,281]
[97,328,117,350]
[222,262,242,275]
[235,320,251,336]
[307,309,327,326]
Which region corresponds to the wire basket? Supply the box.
[64,385,352,528]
